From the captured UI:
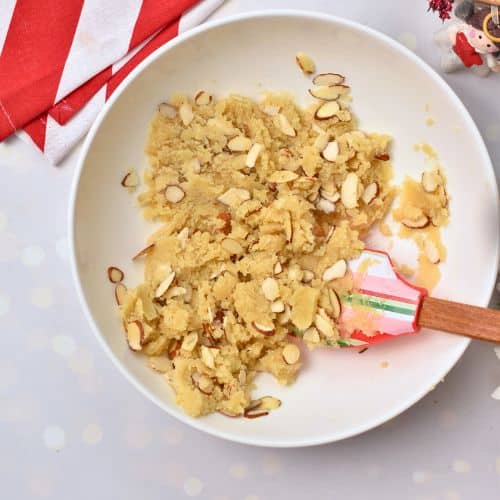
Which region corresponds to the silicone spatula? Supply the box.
[338,249,500,347]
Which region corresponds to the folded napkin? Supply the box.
[0,0,223,164]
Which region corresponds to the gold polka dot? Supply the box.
[452,459,471,473]
[230,463,249,479]
[183,477,203,497]
[82,423,103,445]
[31,287,54,309]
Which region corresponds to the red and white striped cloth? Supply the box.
[0,0,223,164]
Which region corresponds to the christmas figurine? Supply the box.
[432,0,500,76]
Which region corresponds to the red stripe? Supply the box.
[0,0,84,141]
[129,0,197,49]
[106,21,179,99]
[23,113,48,151]
[352,272,424,304]
[46,0,197,126]
[48,66,113,125]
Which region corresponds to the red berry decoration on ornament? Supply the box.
[428,0,456,21]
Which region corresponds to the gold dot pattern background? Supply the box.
[1,1,499,499]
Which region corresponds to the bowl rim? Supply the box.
[69,9,500,448]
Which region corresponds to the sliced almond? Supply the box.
[191,372,214,395]
[313,73,345,86]
[246,143,263,168]
[126,321,144,351]
[181,332,198,352]
[326,225,335,242]
[273,262,283,275]
[328,289,341,319]
[277,114,296,137]
[282,343,301,365]
[303,326,320,344]
[421,171,441,193]
[314,310,335,338]
[167,339,182,359]
[252,321,275,336]
[375,153,390,161]
[158,102,177,118]
[194,90,212,105]
[132,243,155,261]
[164,184,185,203]
[262,104,280,116]
[149,356,171,373]
[302,270,315,283]
[262,277,280,301]
[321,141,339,162]
[199,347,216,368]
[221,238,243,255]
[315,101,340,120]
[316,198,336,214]
[190,158,201,174]
[179,102,193,126]
[227,135,252,152]
[252,396,282,411]
[268,170,299,183]
[313,133,330,151]
[362,182,379,205]
[278,304,291,325]
[295,51,315,74]
[309,85,349,101]
[270,300,285,313]
[217,187,251,207]
[177,227,189,247]
[341,172,359,209]
[166,286,186,299]
[323,259,347,281]
[244,408,269,419]
[401,215,430,229]
[107,266,124,283]
[320,189,340,203]
[284,211,293,243]
[114,283,127,306]
[121,170,139,189]
[424,239,440,264]
[155,271,176,298]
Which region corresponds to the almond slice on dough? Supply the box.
[164,184,185,203]
[362,182,379,205]
[321,141,339,162]
[227,136,252,152]
[277,113,296,137]
[282,343,301,364]
[194,90,212,105]
[262,277,280,301]
[245,143,263,168]
[322,259,347,281]
[341,173,359,209]
[179,102,193,126]
[315,101,340,120]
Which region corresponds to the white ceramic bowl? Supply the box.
[70,11,499,447]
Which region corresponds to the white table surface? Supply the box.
[1,1,500,499]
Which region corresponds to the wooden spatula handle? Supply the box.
[418,296,500,343]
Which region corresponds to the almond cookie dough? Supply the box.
[115,87,395,418]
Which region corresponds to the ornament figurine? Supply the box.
[433,0,500,76]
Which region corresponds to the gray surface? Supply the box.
[1,1,499,499]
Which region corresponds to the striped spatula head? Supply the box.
[339,250,427,347]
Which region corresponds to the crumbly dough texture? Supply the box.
[119,91,394,417]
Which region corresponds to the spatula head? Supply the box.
[340,250,427,346]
